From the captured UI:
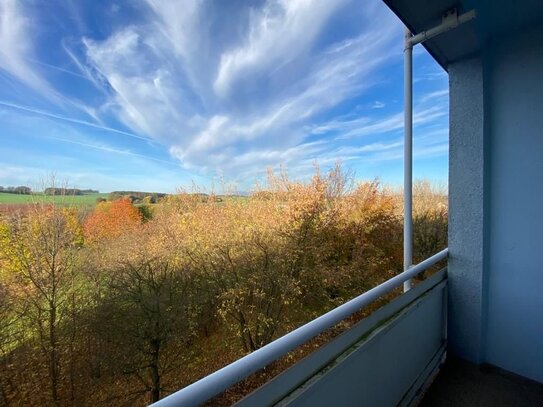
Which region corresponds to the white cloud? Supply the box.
[174,16,402,171]
[313,96,448,140]
[46,136,180,168]
[419,89,448,103]
[0,0,451,189]
[77,0,403,181]
[0,0,451,190]
[145,0,203,61]
[0,100,150,141]
[312,126,448,167]
[84,28,196,142]
[70,0,448,184]
[0,0,55,98]
[213,0,346,96]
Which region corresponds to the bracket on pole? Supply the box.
[408,8,476,47]
[442,8,460,29]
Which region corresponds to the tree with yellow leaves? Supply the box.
[1,204,83,406]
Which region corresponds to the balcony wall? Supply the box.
[449,22,543,383]
[236,269,447,407]
[484,23,543,383]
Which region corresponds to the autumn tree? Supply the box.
[178,165,364,352]
[91,225,202,404]
[0,168,447,406]
[83,198,142,244]
[1,204,83,406]
[0,219,21,406]
[412,180,448,264]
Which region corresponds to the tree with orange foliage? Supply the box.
[83,198,142,244]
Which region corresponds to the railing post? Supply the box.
[403,27,413,292]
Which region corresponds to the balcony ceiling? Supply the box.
[382,0,543,70]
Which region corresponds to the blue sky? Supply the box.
[0,0,448,193]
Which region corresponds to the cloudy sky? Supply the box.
[0,0,448,192]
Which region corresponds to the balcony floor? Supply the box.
[420,357,543,407]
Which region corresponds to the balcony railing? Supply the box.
[151,248,449,407]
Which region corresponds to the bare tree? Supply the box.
[95,228,200,404]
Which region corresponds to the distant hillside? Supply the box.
[44,188,100,196]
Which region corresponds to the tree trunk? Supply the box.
[149,338,161,403]
[49,304,60,407]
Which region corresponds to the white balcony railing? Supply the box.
[152,248,449,407]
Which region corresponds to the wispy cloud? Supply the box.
[311,104,447,140]
[45,136,180,167]
[145,0,204,61]
[75,0,406,180]
[0,0,449,189]
[213,0,346,96]
[0,100,152,141]
[419,89,448,103]
[0,0,57,99]
[83,28,197,143]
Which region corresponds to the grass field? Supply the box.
[0,193,248,208]
[0,193,108,206]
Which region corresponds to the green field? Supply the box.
[0,193,108,206]
[0,192,248,207]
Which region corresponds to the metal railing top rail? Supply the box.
[151,248,449,407]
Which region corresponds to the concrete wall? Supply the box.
[484,25,543,383]
[449,24,543,383]
[448,56,488,364]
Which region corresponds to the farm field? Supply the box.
[0,192,108,206]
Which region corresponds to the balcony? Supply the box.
[149,1,543,404]
[151,251,449,406]
[150,248,543,406]
[420,357,543,407]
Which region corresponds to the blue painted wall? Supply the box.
[450,24,543,382]
[484,24,543,383]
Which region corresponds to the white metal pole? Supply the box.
[401,10,475,292]
[403,27,413,292]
